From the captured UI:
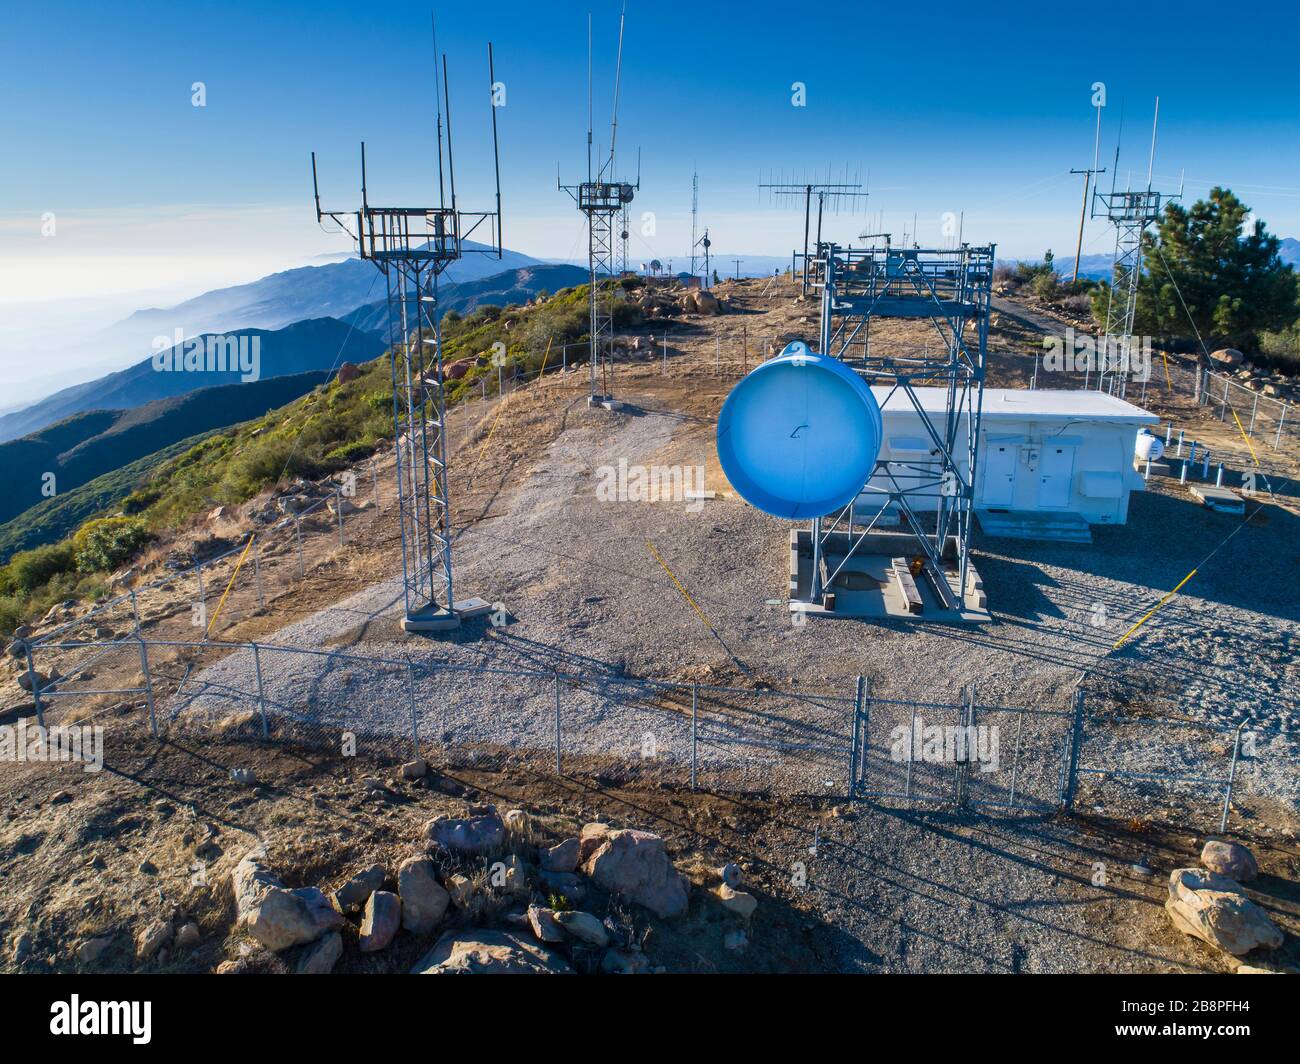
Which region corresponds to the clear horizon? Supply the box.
[3,0,1299,402]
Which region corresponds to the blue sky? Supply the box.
[2,0,1299,316]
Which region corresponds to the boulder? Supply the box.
[581,829,689,919]
[135,920,172,961]
[447,359,473,380]
[78,935,115,966]
[715,883,758,921]
[539,870,586,903]
[425,809,505,855]
[554,910,609,948]
[1200,840,1259,882]
[16,670,48,692]
[1210,348,1244,367]
[173,922,201,949]
[411,929,573,974]
[296,930,342,974]
[401,759,428,780]
[231,853,343,952]
[398,855,449,934]
[359,891,401,953]
[336,361,361,384]
[496,853,530,896]
[578,822,611,863]
[720,862,743,889]
[694,289,721,315]
[1165,867,1283,957]
[540,837,580,874]
[527,905,566,944]
[446,874,476,911]
[600,947,650,975]
[333,864,386,912]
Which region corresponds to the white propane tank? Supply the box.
[1135,430,1165,462]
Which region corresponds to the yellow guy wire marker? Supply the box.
[206,533,256,637]
[1113,567,1198,650]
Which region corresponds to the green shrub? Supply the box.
[72,517,152,574]
[0,595,23,637]
[0,541,76,596]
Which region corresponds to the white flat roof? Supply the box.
[873,387,1158,425]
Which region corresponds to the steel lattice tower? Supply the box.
[311,43,502,632]
[803,240,993,610]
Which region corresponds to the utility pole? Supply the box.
[733,257,742,280]
[1070,101,1106,286]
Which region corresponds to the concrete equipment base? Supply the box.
[789,529,989,624]
[400,597,495,633]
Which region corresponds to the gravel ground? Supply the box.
[165,373,1300,819]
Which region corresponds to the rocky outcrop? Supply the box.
[231,852,343,952]
[1165,867,1283,957]
[398,855,450,934]
[411,929,573,974]
[581,827,689,919]
[424,808,505,855]
[1200,840,1259,882]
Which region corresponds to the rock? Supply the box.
[411,929,573,974]
[16,670,48,692]
[425,809,505,855]
[503,809,531,836]
[527,905,566,944]
[230,767,256,786]
[401,759,428,780]
[582,829,689,919]
[135,919,172,961]
[359,891,401,952]
[1210,347,1244,367]
[12,931,33,963]
[715,884,758,921]
[398,856,449,934]
[50,790,73,805]
[336,361,361,385]
[720,862,743,888]
[600,947,650,975]
[78,935,114,965]
[724,929,748,952]
[207,506,226,522]
[1165,867,1283,957]
[296,930,342,974]
[496,853,530,896]
[231,853,343,952]
[538,870,586,903]
[139,859,157,875]
[1236,964,1281,974]
[446,874,476,911]
[694,289,721,315]
[333,863,386,912]
[1201,840,1259,882]
[579,822,611,863]
[174,922,201,949]
[554,910,609,948]
[541,837,580,873]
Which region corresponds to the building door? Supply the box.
[981,442,1017,506]
[1037,445,1075,508]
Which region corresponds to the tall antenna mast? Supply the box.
[1070,99,1107,286]
[561,6,638,408]
[310,30,504,632]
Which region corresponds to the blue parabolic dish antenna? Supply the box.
[716,341,882,519]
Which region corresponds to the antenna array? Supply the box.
[310,29,503,632]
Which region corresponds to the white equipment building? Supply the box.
[860,388,1159,543]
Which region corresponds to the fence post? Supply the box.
[138,638,157,738]
[690,683,698,791]
[1275,403,1287,450]
[335,489,344,547]
[294,516,304,578]
[407,662,419,760]
[848,675,865,800]
[553,671,562,776]
[372,458,381,512]
[1220,722,1245,834]
[130,588,142,637]
[196,561,206,634]
[251,642,269,739]
[1062,689,1084,810]
[24,643,45,729]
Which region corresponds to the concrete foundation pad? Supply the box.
[399,598,495,633]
